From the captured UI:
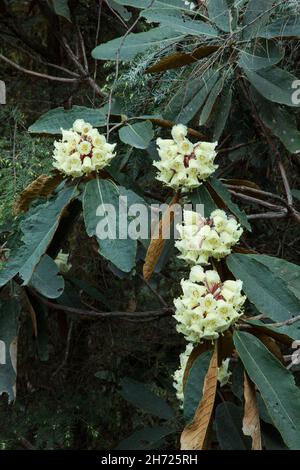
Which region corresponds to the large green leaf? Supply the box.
[0,185,78,287]
[243,66,300,108]
[183,350,212,423]
[249,254,300,302]
[0,296,21,402]
[238,41,283,72]
[199,77,224,126]
[107,0,132,21]
[253,91,300,154]
[189,185,218,218]
[141,9,219,37]
[215,402,249,450]
[29,254,65,299]
[164,68,220,124]
[227,253,300,339]
[234,331,300,450]
[92,27,184,61]
[52,0,71,21]
[29,106,107,134]
[213,87,232,140]
[209,177,251,230]
[116,426,174,450]
[207,0,232,32]
[83,179,148,272]
[242,0,274,38]
[258,15,300,39]
[119,121,154,149]
[119,377,174,420]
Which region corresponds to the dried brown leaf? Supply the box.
[143,193,180,281]
[181,343,218,450]
[14,173,63,214]
[243,372,262,450]
[146,46,220,74]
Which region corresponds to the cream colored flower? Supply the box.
[52,120,116,177]
[154,125,218,191]
[176,209,243,265]
[174,267,246,342]
[218,358,232,387]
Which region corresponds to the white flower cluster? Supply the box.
[176,209,243,265]
[173,347,232,405]
[184,0,196,10]
[174,266,246,342]
[53,119,116,177]
[54,250,72,274]
[173,343,193,405]
[154,124,218,191]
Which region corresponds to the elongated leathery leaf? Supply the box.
[234,331,300,450]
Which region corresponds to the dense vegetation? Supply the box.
[0,0,300,450]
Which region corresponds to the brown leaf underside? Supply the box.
[243,372,262,450]
[181,343,218,450]
[143,192,180,281]
[14,173,63,214]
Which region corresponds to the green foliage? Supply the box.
[119,121,154,149]
[29,255,65,299]
[227,253,300,339]
[234,332,300,450]
[183,351,211,423]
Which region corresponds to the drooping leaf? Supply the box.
[116,426,174,450]
[247,254,300,302]
[141,9,219,37]
[189,185,218,218]
[258,15,300,39]
[92,27,184,61]
[207,0,232,32]
[213,87,232,140]
[199,77,224,126]
[119,121,154,149]
[107,0,132,21]
[234,331,300,450]
[0,185,78,287]
[29,255,65,299]
[252,91,300,154]
[242,0,274,38]
[181,343,218,450]
[243,373,262,450]
[14,174,63,214]
[227,253,300,340]
[143,193,179,281]
[183,351,212,424]
[215,402,249,450]
[52,0,71,22]
[146,46,219,74]
[164,68,220,124]
[119,377,174,420]
[0,295,21,402]
[83,179,147,272]
[238,41,283,71]
[243,66,300,108]
[208,178,251,230]
[29,106,107,134]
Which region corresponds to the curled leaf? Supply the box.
[143,193,180,281]
[181,343,218,450]
[14,174,63,214]
[243,372,262,450]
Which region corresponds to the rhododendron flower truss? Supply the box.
[153,124,218,191]
[53,119,116,178]
[176,209,243,265]
[174,266,246,342]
